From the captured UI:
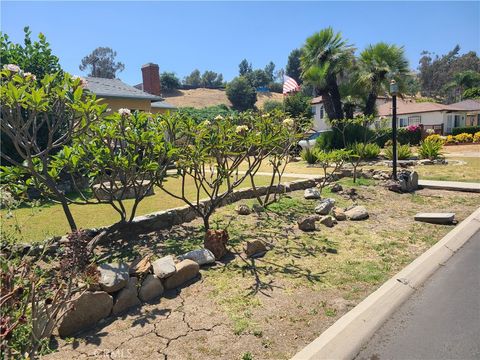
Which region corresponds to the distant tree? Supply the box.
[245,69,270,88]
[160,71,181,92]
[79,47,125,78]
[263,100,283,112]
[184,69,202,86]
[239,59,252,76]
[444,70,480,100]
[264,61,276,83]
[284,92,313,119]
[226,76,257,111]
[463,87,480,99]
[286,48,303,84]
[418,45,480,102]
[201,70,223,87]
[404,73,421,96]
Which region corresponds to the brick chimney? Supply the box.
[141,63,161,96]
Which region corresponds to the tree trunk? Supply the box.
[364,91,378,116]
[60,199,78,231]
[327,77,344,120]
[317,87,336,121]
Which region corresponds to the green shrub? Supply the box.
[452,126,480,135]
[419,139,443,159]
[349,142,381,160]
[316,125,376,150]
[384,144,413,160]
[226,76,257,111]
[375,127,422,147]
[263,100,283,112]
[301,148,317,164]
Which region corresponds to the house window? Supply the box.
[320,106,324,119]
[399,118,408,127]
[453,114,464,127]
[408,116,421,125]
[311,106,316,115]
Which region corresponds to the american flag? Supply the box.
[283,75,300,94]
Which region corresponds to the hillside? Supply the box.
[162,88,284,109]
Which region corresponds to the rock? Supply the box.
[178,249,215,265]
[58,291,113,337]
[112,277,141,315]
[372,174,383,180]
[297,216,317,232]
[204,229,229,260]
[330,183,343,193]
[419,159,434,165]
[332,207,347,221]
[236,204,251,215]
[345,206,369,221]
[414,212,455,225]
[164,260,200,290]
[314,198,335,215]
[252,203,264,213]
[386,180,403,193]
[97,263,129,293]
[319,215,335,228]
[304,188,321,200]
[152,256,176,278]
[129,256,152,275]
[138,274,164,302]
[244,240,267,258]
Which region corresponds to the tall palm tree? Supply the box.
[301,27,354,120]
[358,43,409,116]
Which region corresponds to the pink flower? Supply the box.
[3,64,21,72]
[406,124,420,132]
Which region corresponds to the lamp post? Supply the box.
[390,79,398,180]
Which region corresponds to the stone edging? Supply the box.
[290,206,480,360]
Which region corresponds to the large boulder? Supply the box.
[318,215,335,228]
[138,274,164,302]
[204,229,229,260]
[244,240,268,258]
[332,207,346,221]
[178,249,215,266]
[98,263,129,293]
[304,188,321,200]
[58,291,113,337]
[330,183,343,193]
[314,198,335,215]
[164,260,200,290]
[112,277,141,315]
[152,256,176,279]
[345,206,369,221]
[297,216,317,232]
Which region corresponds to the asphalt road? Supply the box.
[355,229,480,360]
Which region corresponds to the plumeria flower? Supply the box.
[3,64,20,72]
[72,75,88,88]
[23,72,36,81]
[283,118,294,127]
[118,108,131,117]
[214,115,224,121]
[203,120,211,126]
[235,125,249,134]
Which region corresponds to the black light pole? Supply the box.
[390,80,398,180]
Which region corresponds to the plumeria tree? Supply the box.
[53,109,174,226]
[0,65,107,231]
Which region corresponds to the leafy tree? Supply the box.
[404,72,421,96]
[160,71,181,92]
[177,105,236,123]
[79,47,125,79]
[264,61,276,83]
[245,69,270,88]
[301,27,354,120]
[184,69,202,86]
[463,87,480,99]
[239,59,252,76]
[357,42,409,116]
[263,100,283,112]
[286,48,303,84]
[444,70,480,100]
[201,70,223,87]
[284,92,313,119]
[418,46,480,102]
[226,76,257,111]
[0,69,107,231]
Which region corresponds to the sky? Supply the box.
[1,1,479,85]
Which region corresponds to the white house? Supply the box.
[311,96,480,134]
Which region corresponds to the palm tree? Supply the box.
[357,43,409,116]
[301,27,354,120]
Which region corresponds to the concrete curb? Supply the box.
[291,206,480,360]
[418,179,480,193]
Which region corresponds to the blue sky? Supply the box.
[1,1,479,85]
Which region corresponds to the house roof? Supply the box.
[151,101,176,109]
[377,100,465,117]
[449,99,480,111]
[311,96,323,104]
[85,77,162,101]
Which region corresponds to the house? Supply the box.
[84,63,176,114]
[311,95,478,134]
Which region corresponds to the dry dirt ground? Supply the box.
[44,181,480,360]
[162,88,283,109]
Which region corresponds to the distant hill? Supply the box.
[162,88,284,109]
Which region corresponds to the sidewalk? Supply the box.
[355,229,480,360]
[419,179,480,192]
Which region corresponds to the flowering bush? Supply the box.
[474,131,480,143]
[425,128,436,135]
[406,124,419,132]
[454,133,474,143]
[445,135,456,144]
[425,134,445,144]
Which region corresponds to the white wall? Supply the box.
[312,103,331,131]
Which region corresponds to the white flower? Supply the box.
[214,115,224,121]
[3,64,20,72]
[24,72,36,81]
[72,75,88,88]
[283,118,294,127]
[426,128,435,135]
[235,125,249,134]
[203,120,211,126]
[118,108,131,116]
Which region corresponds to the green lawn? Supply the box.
[2,174,297,243]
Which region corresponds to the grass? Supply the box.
[1,174,297,243]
